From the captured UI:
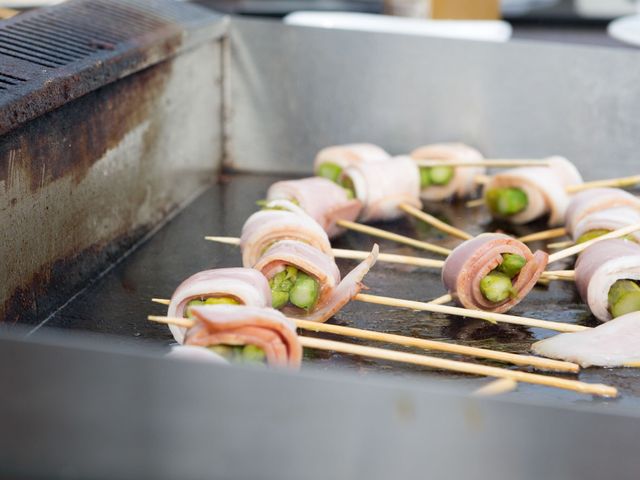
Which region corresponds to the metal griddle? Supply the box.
[28,172,640,408]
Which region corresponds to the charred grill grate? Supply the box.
[0,0,220,134]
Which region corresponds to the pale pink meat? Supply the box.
[572,207,640,242]
[565,188,640,236]
[266,177,362,238]
[342,156,422,223]
[185,305,303,368]
[574,239,640,322]
[411,143,485,201]
[313,143,391,172]
[167,268,272,344]
[442,233,548,313]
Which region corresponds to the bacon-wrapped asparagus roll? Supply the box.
[254,240,378,323]
[442,233,549,313]
[575,239,640,322]
[482,156,583,226]
[532,311,640,368]
[241,200,332,267]
[410,143,485,201]
[314,143,391,182]
[167,268,272,343]
[184,305,302,368]
[266,177,362,238]
[340,156,422,223]
[565,188,640,243]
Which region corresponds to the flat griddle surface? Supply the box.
[32,173,640,408]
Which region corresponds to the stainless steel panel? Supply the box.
[228,18,640,178]
[1,328,639,480]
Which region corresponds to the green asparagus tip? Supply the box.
[289,271,320,311]
[317,162,343,183]
[485,188,528,216]
[609,280,640,318]
[480,271,515,303]
[496,253,527,279]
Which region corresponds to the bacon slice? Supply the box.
[240,200,332,267]
[167,268,271,344]
[574,239,640,322]
[531,311,640,367]
[314,143,391,172]
[442,233,549,313]
[572,207,640,243]
[342,156,422,223]
[483,156,583,226]
[411,143,485,201]
[266,177,363,238]
[184,305,303,368]
[565,188,640,236]
[254,240,379,323]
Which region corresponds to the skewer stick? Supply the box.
[204,236,445,269]
[399,203,473,241]
[355,293,589,333]
[566,175,640,193]
[474,175,491,185]
[518,228,568,243]
[547,240,574,250]
[473,378,518,396]
[335,219,452,256]
[150,303,579,372]
[623,361,640,368]
[428,294,453,305]
[416,159,552,169]
[149,317,613,396]
[548,223,640,263]
[466,198,485,208]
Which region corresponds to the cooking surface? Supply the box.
[31,172,640,408]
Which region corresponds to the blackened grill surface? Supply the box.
[0,0,221,135]
[32,173,640,408]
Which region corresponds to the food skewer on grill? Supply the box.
[149,311,617,398]
[150,298,578,372]
[473,378,519,397]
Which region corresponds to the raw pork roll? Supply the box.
[483,156,583,226]
[240,200,332,267]
[571,207,640,243]
[574,239,640,322]
[411,143,485,201]
[167,268,272,344]
[442,233,549,313]
[184,305,303,368]
[531,311,640,368]
[565,188,640,236]
[255,240,379,323]
[341,156,422,223]
[314,143,391,181]
[266,177,363,238]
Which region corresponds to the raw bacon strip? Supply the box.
[574,239,640,322]
[314,143,391,172]
[167,268,271,344]
[255,241,379,323]
[185,305,302,368]
[411,143,485,201]
[483,156,583,226]
[240,200,332,267]
[442,233,549,313]
[342,156,422,223]
[565,188,640,236]
[531,311,640,367]
[266,177,363,238]
[572,207,640,243]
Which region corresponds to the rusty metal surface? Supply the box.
[31,173,640,408]
[0,38,224,324]
[0,0,225,135]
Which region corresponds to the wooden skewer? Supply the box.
[547,223,640,263]
[547,240,574,250]
[566,175,640,194]
[150,301,579,372]
[474,174,491,184]
[415,159,552,169]
[355,293,589,333]
[335,219,452,256]
[427,294,453,305]
[205,236,445,269]
[399,203,473,241]
[473,378,518,397]
[466,198,486,208]
[205,236,575,282]
[623,361,640,368]
[518,228,568,243]
[149,317,614,396]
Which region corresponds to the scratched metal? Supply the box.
[33,173,640,408]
